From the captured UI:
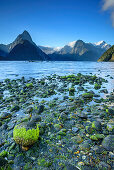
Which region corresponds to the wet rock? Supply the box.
[108,106,114,115]
[0,121,2,126]
[72,127,79,133]
[59,112,68,121]
[102,135,114,151]
[93,145,106,154]
[13,122,39,150]
[107,120,114,132]
[77,112,87,119]
[71,135,83,144]
[31,115,41,123]
[11,105,20,112]
[79,142,90,151]
[82,93,93,99]
[100,89,108,93]
[65,163,79,170]
[92,121,102,131]
[98,161,111,170]
[0,112,12,120]
[0,157,8,167]
[36,105,44,114]
[90,134,105,141]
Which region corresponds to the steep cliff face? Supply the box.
[98,45,114,62]
[0,31,49,61]
[7,39,49,61]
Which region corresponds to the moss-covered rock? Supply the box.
[13,122,39,149]
[94,83,101,90]
[90,134,105,141]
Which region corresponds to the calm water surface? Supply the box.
[0,61,114,92]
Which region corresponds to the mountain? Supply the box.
[94,41,111,50]
[43,40,111,61]
[0,31,49,61]
[98,45,114,62]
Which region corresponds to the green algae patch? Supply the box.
[82,93,93,99]
[26,83,33,88]
[13,123,39,147]
[90,134,105,141]
[94,83,101,90]
[0,151,8,157]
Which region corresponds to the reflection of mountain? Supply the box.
[40,40,111,61]
[98,45,114,62]
[0,30,49,61]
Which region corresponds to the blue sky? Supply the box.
[0,0,114,47]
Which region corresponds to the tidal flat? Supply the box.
[0,73,114,170]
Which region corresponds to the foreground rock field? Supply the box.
[0,74,114,170]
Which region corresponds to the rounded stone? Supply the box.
[102,135,114,151]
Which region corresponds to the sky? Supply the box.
[0,0,114,47]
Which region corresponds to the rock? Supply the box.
[93,146,106,154]
[72,127,79,133]
[54,124,62,131]
[0,121,2,126]
[108,106,114,115]
[107,120,114,132]
[77,112,87,119]
[31,115,41,123]
[36,105,44,114]
[92,121,102,131]
[59,112,68,121]
[82,93,93,99]
[100,89,108,93]
[0,157,8,167]
[79,142,90,151]
[0,112,12,120]
[102,135,114,151]
[98,161,111,170]
[11,105,20,112]
[71,136,83,144]
[13,122,39,150]
[90,134,105,141]
[64,163,79,170]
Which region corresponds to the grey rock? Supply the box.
[102,135,114,151]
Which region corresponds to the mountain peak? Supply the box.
[95,40,106,46]
[19,30,32,42]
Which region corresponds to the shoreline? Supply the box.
[0,73,114,170]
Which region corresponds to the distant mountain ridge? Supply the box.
[0,30,112,61]
[39,40,111,61]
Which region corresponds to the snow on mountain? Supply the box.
[67,41,77,48]
[93,41,111,50]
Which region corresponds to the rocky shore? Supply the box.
[0,74,114,170]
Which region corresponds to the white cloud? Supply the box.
[102,0,114,27]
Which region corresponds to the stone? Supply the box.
[98,161,111,170]
[102,135,114,151]
[36,105,44,114]
[0,157,8,167]
[92,121,102,131]
[0,112,12,120]
[108,106,114,115]
[79,142,90,151]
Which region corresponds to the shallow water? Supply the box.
[0,61,114,92]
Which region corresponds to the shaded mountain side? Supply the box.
[49,50,99,61]
[98,45,114,62]
[7,30,35,52]
[6,40,49,61]
[0,49,8,57]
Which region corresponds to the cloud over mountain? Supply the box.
[102,0,114,27]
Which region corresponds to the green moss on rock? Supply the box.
[13,123,39,147]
